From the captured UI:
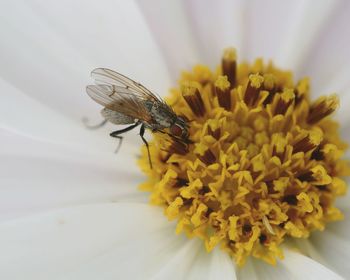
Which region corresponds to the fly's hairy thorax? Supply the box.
[144,100,174,129]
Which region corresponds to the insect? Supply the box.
[86,68,190,168]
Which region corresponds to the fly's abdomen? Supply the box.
[101,108,135,125]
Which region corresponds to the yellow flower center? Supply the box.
[139,48,350,266]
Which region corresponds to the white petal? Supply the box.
[0,154,146,221]
[236,258,259,280]
[208,248,237,280]
[276,0,341,72]
[297,1,350,95]
[137,0,201,82]
[0,128,147,221]
[0,0,171,117]
[65,224,189,280]
[241,0,324,63]
[247,249,343,280]
[187,247,237,280]
[186,247,212,279]
[0,203,175,280]
[246,249,343,280]
[150,239,202,280]
[0,74,145,150]
[282,249,343,280]
[0,77,107,150]
[185,0,246,67]
[245,257,288,280]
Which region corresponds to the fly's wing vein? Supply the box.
[86,84,152,122]
[91,68,164,103]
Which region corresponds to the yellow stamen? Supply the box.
[139,48,349,266]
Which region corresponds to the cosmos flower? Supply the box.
[0,0,350,279]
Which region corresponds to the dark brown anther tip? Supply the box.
[311,146,325,161]
[168,138,189,155]
[297,170,314,182]
[307,95,339,124]
[274,89,295,115]
[174,178,189,188]
[181,82,206,117]
[222,48,237,88]
[282,195,298,205]
[199,148,216,165]
[208,126,221,140]
[215,75,231,110]
[244,73,264,107]
[293,130,322,154]
[316,185,329,192]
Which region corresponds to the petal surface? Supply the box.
[184,0,246,67]
[137,0,200,82]
[0,0,171,118]
[238,249,343,280]
[0,203,181,280]
[186,247,237,280]
[298,1,350,95]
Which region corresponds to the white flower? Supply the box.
[0,0,349,279]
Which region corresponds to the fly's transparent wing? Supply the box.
[86,84,152,122]
[91,68,163,103]
[86,85,114,107]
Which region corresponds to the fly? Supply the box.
[86,68,190,168]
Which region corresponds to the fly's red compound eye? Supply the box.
[170,124,183,137]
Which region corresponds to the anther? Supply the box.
[168,139,189,155]
[293,130,322,154]
[274,89,295,115]
[182,82,206,117]
[199,148,216,165]
[215,75,231,110]
[297,170,315,182]
[282,195,298,205]
[208,126,221,140]
[222,48,237,88]
[311,146,325,160]
[297,165,331,185]
[244,73,264,106]
[307,95,339,124]
[174,178,189,188]
[316,185,329,192]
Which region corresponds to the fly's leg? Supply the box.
[83,118,108,129]
[140,124,153,169]
[110,122,140,153]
